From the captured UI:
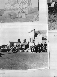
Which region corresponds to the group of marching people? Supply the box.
[0,38,47,53]
[30,42,47,53]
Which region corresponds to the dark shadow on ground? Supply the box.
[0,52,48,70]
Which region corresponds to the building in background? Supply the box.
[9,29,47,52]
[28,29,47,46]
[9,39,21,47]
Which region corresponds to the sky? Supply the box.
[0,0,38,9]
[0,23,47,46]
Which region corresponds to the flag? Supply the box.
[28,29,34,42]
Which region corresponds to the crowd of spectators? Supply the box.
[0,39,47,53]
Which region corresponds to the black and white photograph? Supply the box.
[0,24,48,70]
[0,69,51,77]
[47,0,57,30]
[48,31,57,69]
[0,0,39,23]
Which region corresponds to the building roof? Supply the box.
[47,0,57,3]
[47,0,51,3]
[35,30,47,34]
[52,0,57,2]
[9,42,18,43]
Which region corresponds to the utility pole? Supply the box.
[34,29,35,46]
[33,29,35,41]
[38,0,39,10]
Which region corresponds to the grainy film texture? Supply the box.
[0,25,48,70]
[48,31,57,69]
[0,0,39,22]
[47,0,57,30]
